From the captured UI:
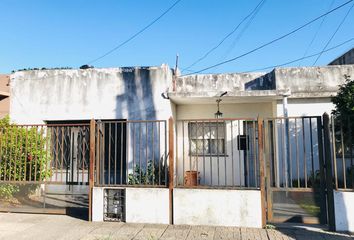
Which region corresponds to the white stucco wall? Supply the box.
[125,187,169,224]
[10,65,174,124]
[92,187,169,224]
[276,98,334,117]
[334,191,354,233]
[173,188,262,227]
[92,187,104,222]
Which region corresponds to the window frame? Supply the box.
[188,121,227,157]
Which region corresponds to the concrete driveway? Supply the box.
[0,213,352,240]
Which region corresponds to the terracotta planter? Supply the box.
[184,171,199,186]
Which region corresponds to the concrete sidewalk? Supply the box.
[0,213,352,240]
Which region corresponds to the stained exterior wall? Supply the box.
[10,65,174,124]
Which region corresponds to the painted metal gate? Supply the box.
[0,123,91,217]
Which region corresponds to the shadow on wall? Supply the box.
[115,67,156,120]
[114,68,167,183]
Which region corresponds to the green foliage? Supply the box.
[0,184,19,199]
[0,116,51,199]
[332,74,354,116]
[128,160,166,185]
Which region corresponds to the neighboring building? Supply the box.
[329,47,354,65]
[7,64,354,230]
[0,74,10,118]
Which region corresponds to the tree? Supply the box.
[331,74,354,188]
[332,74,354,116]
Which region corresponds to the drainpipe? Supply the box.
[283,90,291,188]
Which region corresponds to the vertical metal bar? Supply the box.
[309,118,315,186]
[216,119,220,186]
[46,127,51,182]
[238,120,242,187]
[168,117,174,224]
[114,123,117,184]
[158,122,161,185]
[245,120,249,187]
[82,127,86,184]
[126,121,129,185]
[18,126,24,181]
[152,122,155,185]
[120,122,123,185]
[253,120,257,187]
[347,115,353,189]
[224,121,227,186]
[146,122,148,184]
[165,120,168,186]
[281,119,286,188]
[316,116,327,224]
[174,122,177,187]
[22,126,29,182]
[287,118,292,187]
[39,126,44,182]
[231,121,234,186]
[295,118,300,187]
[188,122,192,178]
[208,120,212,186]
[139,122,142,185]
[323,113,335,230]
[202,121,205,185]
[258,117,266,228]
[195,121,199,186]
[332,116,338,190]
[108,123,111,184]
[302,118,307,188]
[12,126,19,181]
[76,127,80,184]
[132,122,135,184]
[7,126,13,181]
[340,121,346,189]
[89,119,96,221]
[182,121,185,187]
[61,127,64,183]
[272,120,278,188]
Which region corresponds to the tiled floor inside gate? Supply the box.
[0,213,352,240]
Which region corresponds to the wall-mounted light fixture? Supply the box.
[214,91,227,118]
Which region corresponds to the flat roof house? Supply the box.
[3,63,354,231]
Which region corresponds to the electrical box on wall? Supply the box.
[103,188,125,222]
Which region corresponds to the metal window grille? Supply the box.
[103,188,125,222]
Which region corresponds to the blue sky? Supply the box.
[0,0,353,74]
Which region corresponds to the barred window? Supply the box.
[188,122,226,155]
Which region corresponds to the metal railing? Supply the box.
[0,123,90,185]
[94,120,168,187]
[331,115,354,191]
[175,118,260,188]
[264,116,323,190]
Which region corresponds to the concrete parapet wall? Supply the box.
[334,190,354,233]
[173,188,262,228]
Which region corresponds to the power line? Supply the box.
[243,37,354,72]
[221,0,266,61]
[182,0,265,72]
[312,1,354,65]
[299,0,335,66]
[86,0,182,65]
[181,0,353,76]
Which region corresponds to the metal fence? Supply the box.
[94,120,168,187]
[331,115,354,191]
[264,116,324,190]
[175,118,260,188]
[0,123,90,185]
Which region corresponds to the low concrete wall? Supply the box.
[126,188,169,224]
[173,188,262,228]
[92,187,169,224]
[92,187,104,222]
[334,190,354,233]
